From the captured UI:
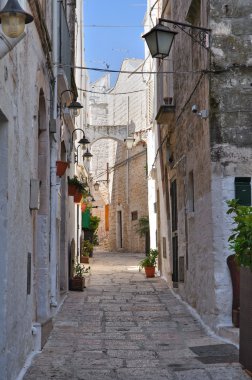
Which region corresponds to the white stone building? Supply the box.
[144,0,252,342]
[0,1,86,378]
[86,59,149,252]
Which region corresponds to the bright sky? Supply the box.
[83,0,147,86]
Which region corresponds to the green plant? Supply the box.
[227,199,252,270]
[89,215,100,231]
[88,215,100,246]
[136,216,149,237]
[68,176,88,195]
[74,263,90,278]
[139,249,158,268]
[81,240,94,257]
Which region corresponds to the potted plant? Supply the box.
[80,240,93,263]
[136,215,150,254]
[227,199,252,371]
[67,175,80,196]
[69,263,90,291]
[83,215,100,256]
[139,249,158,278]
[67,176,88,202]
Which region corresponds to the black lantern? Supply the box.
[68,100,83,117]
[0,0,34,38]
[78,136,90,148]
[83,148,93,161]
[142,24,177,59]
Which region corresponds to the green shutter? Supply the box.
[235,177,251,206]
[82,209,91,229]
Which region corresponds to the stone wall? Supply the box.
[154,0,252,330]
[0,9,52,377]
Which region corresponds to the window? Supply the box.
[131,211,138,221]
[186,0,201,26]
[188,171,194,212]
[235,177,251,206]
[163,237,167,258]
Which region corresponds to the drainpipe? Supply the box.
[126,96,130,205]
[49,0,59,308]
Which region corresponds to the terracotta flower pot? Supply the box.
[144,266,155,278]
[80,256,89,264]
[69,277,85,291]
[74,192,82,203]
[56,161,68,177]
[227,254,240,327]
[68,184,77,196]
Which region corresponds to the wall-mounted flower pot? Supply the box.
[74,192,82,203]
[227,254,240,327]
[68,184,77,196]
[56,161,68,177]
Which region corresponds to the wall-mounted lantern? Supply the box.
[142,18,211,59]
[59,90,83,118]
[0,0,33,38]
[83,147,93,162]
[72,128,90,150]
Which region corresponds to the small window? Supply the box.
[131,211,138,221]
[154,202,157,214]
[163,237,167,258]
[188,171,194,212]
[235,177,251,206]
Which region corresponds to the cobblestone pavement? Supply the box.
[23,252,249,380]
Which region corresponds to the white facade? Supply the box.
[0,1,86,378]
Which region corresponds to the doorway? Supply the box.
[0,111,8,345]
[171,179,178,284]
[117,210,123,249]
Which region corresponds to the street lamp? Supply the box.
[0,0,33,38]
[72,128,90,149]
[93,180,109,191]
[142,24,177,59]
[60,89,83,118]
[142,18,211,59]
[83,147,93,162]
[86,189,95,202]
[124,136,135,150]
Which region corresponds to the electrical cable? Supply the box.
[92,149,147,182]
[78,88,146,95]
[84,24,151,28]
[54,63,206,75]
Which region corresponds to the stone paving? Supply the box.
[23,252,249,380]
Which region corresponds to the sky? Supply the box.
[83,0,147,86]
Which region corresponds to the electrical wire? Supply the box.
[55,63,205,75]
[84,24,151,28]
[78,87,146,95]
[92,149,147,182]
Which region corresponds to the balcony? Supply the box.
[155,103,175,126]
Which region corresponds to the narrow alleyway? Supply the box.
[23,252,249,380]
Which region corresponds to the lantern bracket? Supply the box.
[159,18,211,50]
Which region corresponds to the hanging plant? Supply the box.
[68,176,88,198]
